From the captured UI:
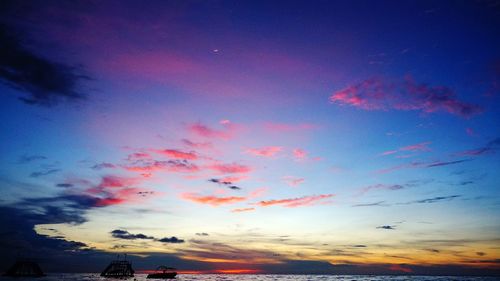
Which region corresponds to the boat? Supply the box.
[101,256,134,278]
[3,259,45,277]
[146,266,177,279]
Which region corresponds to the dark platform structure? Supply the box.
[146,266,177,279]
[3,260,45,277]
[101,258,135,278]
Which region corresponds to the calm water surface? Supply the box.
[1,274,498,281]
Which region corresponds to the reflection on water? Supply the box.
[1,274,498,281]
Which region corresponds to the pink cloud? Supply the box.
[231,207,255,213]
[153,149,198,160]
[93,187,159,207]
[455,147,493,156]
[400,142,431,152]
[97,175,140,189]
[245,146,283,158]
[126,152,152,161]
[283,176,305,187]
[181,193,247,206]
[207,162,252,174]
[292,148,307,160]
[187,121,240,140]
[256,194,334,208]
[124,160,200,174]
[380,150,398,156]
[330,76,482,118]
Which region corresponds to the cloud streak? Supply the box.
[256,194,334,208]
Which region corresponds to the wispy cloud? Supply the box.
[379,141,431,157]
[91,162,116,170]
[376,159,471,174]
[330,76,482,118]
[231,207,255,213]
[282,176,305,187]
[256,194,334,208]
[30,168,61,177]
[352,201,389,207]
[188,121,238,140]
[455,137,500,156]
[402,195,461,204]
[182,139,212,150]
[18,154,47,164]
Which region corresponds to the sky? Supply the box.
[0,0,499,276]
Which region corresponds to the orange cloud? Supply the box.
[231,207,255,213]
[182,193,247,206]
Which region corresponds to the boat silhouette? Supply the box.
[101,255,134,278]
[3,259,45,277]
[146,266,177,279]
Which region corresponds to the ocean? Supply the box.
[1,274,498,281]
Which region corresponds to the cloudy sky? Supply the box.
[0,0,499,276]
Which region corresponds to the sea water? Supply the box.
[1,274,497,281]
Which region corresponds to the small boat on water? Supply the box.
[101,256,134,278]
[146,266,177,279]
[3,259,45,277]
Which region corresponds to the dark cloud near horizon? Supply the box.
[110,229,154,240]
[376,225,396,230]
[56,183,73,188]
[158,236,185,244]
[196,232,209,236]
[0,23,88,106]
[110,229,184,244]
